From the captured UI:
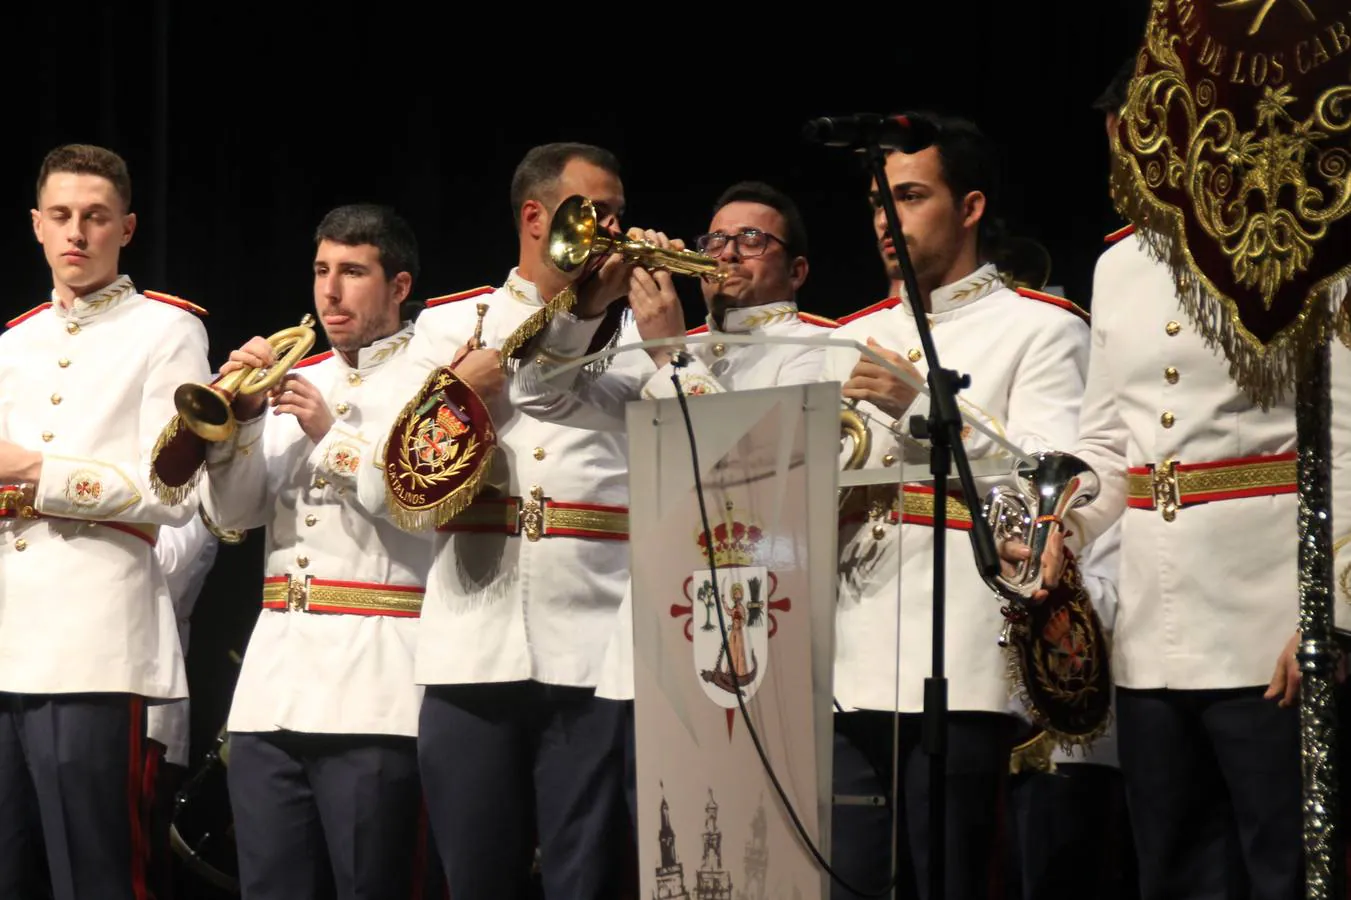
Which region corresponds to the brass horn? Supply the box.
[176,315,317,442]
[840,400,872,470]
[981,450,1099,608]
[548,195,726,283]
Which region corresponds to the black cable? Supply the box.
[670,369,903,898]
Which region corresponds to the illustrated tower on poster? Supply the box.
[654,786,691,900]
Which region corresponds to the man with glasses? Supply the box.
[511,180,835,835]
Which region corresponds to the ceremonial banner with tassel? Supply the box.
[383,366,497,533]
[1114,2,1349,894]
[1111,0,1351,403]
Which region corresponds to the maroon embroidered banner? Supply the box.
[1112,0,1351,400]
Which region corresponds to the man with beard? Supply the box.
[202,204,502,900]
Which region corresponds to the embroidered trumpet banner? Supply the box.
[1112,0,1351,401]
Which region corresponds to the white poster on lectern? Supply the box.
[627,383,838,900]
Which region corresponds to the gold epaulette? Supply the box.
[424,285,494,309]
[837,297,901,326]
[6,302,52,329]
[1014,287,1090,325]
[143,290,208,316]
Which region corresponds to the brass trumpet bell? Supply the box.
[547,195,727,282]
[177,315,317,442]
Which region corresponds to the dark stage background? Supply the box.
[8,1,1149,891]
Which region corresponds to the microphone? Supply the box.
[801,113,938,153]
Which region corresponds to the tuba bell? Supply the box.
[980,450,1099,607]
[548,195,727,283]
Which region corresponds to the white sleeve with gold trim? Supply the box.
[35,314,210,527]
[199,415,272,533]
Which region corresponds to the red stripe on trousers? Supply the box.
[127,697,148,900]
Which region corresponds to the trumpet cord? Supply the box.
[671,371,905,899]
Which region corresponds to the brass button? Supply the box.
[712,343,726,357]
[871,523,887,541]
[1165,321,1181,336]
[304,514,317,527]
[347,373,362,386]
[14,539,27,552]
[907,349,922,363]
[1164,366,1179,384]
[296,555,309,568]
[1161,411,1175,428]
[65,322,79,335]
[57,358,70,368]
[41,432,53,442]
[534,447,546,461]
[50,394,61,406]
[314,477,328,488]
[335,402,350,415]
[882,454,897,467]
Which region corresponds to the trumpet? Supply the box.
[548,195,726,283]
[176,315,317,442]
[150,315,317,505]
[981,450,1099,605]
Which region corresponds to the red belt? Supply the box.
[262,576,424,617]
[436,490,629,542]
[1127,452,1297,521]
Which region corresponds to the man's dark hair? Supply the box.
[37,144,133,212]
[314,204,420,283]
[510,142,622,229]
[889,112,1006,259]
[1092,56,1136,115]
[711,181,809,260]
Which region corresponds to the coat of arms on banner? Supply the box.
[668,502,793,720]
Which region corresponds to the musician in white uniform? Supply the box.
[822,115,1090,900]
[383,143,635,900]
[203,204,498,900]
[145,513,219,900]
[514,181,838,828]
[1026,55,1351,897]
[0,144,211,900]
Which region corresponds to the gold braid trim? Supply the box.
[148,414,202,506]
[498,284,578,361]
[383,370,495,534]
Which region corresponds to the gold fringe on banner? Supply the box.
[382,367,497,534]
[498,284,578,361]
[148,414,204,506]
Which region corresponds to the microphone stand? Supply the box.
[861,137,1002,900]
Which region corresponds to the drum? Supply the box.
[170,726,239,894]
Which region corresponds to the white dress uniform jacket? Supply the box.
[1065,231,1351,690]
[377,271,632,688]
[824,265,1091,714]
[148,514,219,766]
[516,300,837,700]
[0,276,209,698]
[203,325,433,736]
